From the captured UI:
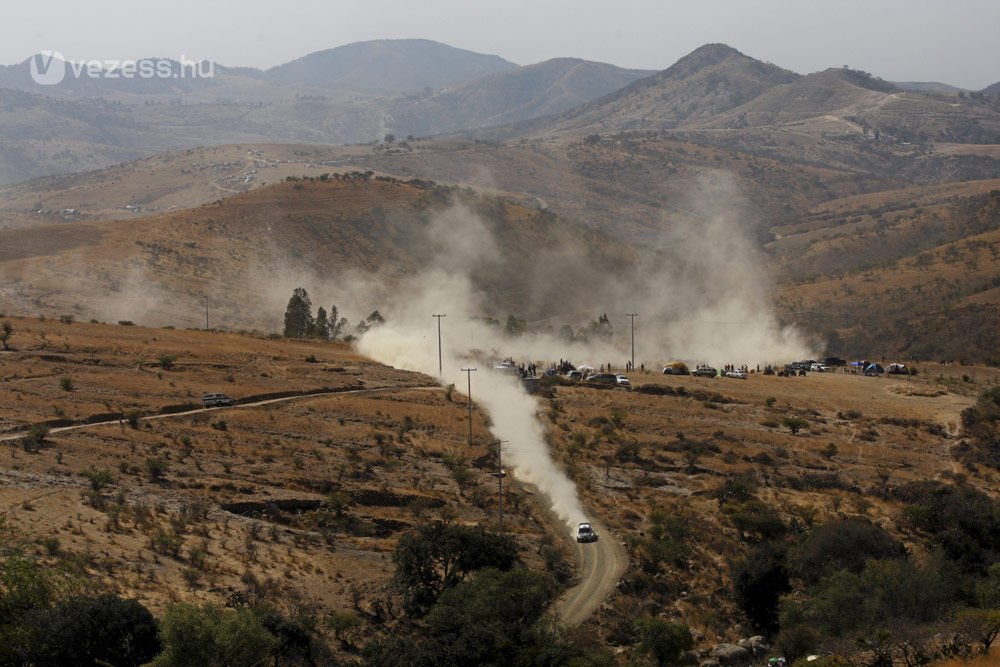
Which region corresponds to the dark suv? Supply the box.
[692,366,717,378]
[584,373,618,388]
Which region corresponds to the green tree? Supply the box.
[328,305,348,341]
[364,568,586,666]
[782,416,808,435]
[789,518,905,584]
[314,307,330,340]
[634,617,693,667]
[733,543,790,634]
[392,522,518,617]
[22,595,160,667]
[152,602,276,667]
[283,288,314,338]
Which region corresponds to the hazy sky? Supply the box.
[3,0,998,89]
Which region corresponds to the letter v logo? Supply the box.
[30,50,66,85]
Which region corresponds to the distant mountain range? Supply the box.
[0,39,998,187]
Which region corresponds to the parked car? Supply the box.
[692,366,717,378]
[725,369,747,379]
[576,522,598,543]
[202,392,233,407]
[564,370,583,380]
[585,373,618,388]
[825,357,847,367]
[615,374,631,389]
[810,363,830,372]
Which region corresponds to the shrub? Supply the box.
[152,602,276,667]
[789,518,905,584]
[20,425,49,453]
[21,595,160,667]
[145,457,169,481]
[733,543,790,634]
[782,416,808,435]
[59,377,74,392]
[634,617,693,667]
[81,469,114,492]
[392,522,518,617]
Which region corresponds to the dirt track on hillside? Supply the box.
[556,515,628,626]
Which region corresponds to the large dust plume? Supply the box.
[353,177,810,532]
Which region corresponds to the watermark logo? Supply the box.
[30,50,66,85]
[30,52,214,86]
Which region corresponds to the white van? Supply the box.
[202,393,233,407]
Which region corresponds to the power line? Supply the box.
[432,314,446,377]
[461,367,477,448]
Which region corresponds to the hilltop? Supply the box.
[0,174,634,329]
[265,39,517,95]
[386,57,654,137]
[3,41,1000,187]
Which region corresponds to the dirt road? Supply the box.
[555,516,628,626]
[0,385,436,442]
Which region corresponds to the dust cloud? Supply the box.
[355,179,811,532]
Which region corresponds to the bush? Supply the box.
[157,354,178,370]
[789,518,905,584]
[20,425,49,453]
[81,468,114,492]
[152,602,277,667]
[145,457,169,481]
[634,617,693,666]
[20,595,160,667]
[392,522,518,617]
[733,543,790,634]
[59,377,74,392]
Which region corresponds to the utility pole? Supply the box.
[205,296,210,330]
[461,367,477,447]
[627,313,638,371]
[492,439,508,532]
[432,314,446,377]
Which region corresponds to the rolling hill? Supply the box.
[491,43,799,138]
[0,174,634,330]
[264,39,517,95]
[386,57,654,137]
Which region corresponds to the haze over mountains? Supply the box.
[0,39,998,186]
[1,38,999,359]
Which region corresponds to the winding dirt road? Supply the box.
[555,516,629,626]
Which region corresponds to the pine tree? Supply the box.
[283,288,314,338]
[314,307,330,340]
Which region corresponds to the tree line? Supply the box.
[282,287,384,340]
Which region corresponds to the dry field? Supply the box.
[538,364,996,643]
[2,315,999,655]
[0,317,559,656]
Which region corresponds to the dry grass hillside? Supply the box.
[3,316,999,662]
[773,182,1000,361]
[0,174,634,329]
[0,317,564,660]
